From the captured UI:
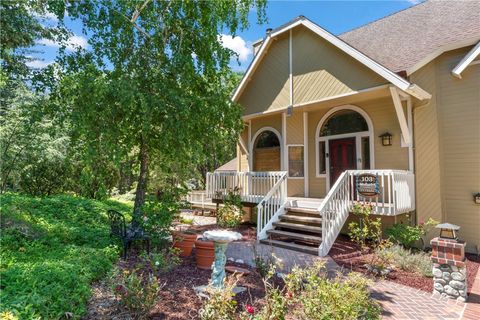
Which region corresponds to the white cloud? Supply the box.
[26,59,54,69]
[218,34,252,63]
[38,35,89,51]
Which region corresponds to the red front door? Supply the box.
[329,137,356,186]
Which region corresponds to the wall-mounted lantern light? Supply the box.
[474,193,480,204]
[379,132,393,146]
[436,223,460,240]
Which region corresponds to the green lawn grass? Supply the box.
[0,193,132,319]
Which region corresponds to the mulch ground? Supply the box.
[84,247,271,320]
[329,235,480,293]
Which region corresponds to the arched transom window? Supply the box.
[320,109,369,136]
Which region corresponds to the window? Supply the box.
[288,146,304,178]
[320,110,369,137]
[255,131,280,148]
[361,137,370,169]
[318,141,326,175]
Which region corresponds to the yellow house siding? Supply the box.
[250,114,283,144]
[410,61,444,230]
[436,48,480,251]
[292,26,387,105]
[286,111,303,144]
[288,179,305,197]
[238,127,249,172]
[238,33,290,115]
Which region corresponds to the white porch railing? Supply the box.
[318,169,415,256]
[206,171,287,203]
[347,170,415,215]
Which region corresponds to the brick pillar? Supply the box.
[430,237,468,302]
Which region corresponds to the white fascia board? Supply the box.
[452,41,480,79]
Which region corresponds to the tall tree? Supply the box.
[52,0,266,225]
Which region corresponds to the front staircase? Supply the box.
[206,169,416,257]
[261,199,322,255]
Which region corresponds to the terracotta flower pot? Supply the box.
[195,239,215,270]
[172,231,197,257]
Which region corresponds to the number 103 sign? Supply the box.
[356,173,380,197]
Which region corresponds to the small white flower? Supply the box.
[143,216,148,221]
[155,261,160,266]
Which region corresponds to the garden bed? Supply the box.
[330,235,480,294]
[84,250,268,320]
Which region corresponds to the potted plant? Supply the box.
[217,187,244,228]
[172,230,197,257]
[194,238,215,270]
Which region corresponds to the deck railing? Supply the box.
[347,170,415,215]
[318,169,415,256]
[206,171,287,203]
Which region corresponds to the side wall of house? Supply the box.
[411,47,480,252]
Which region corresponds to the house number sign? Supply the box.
[356,173,380,197]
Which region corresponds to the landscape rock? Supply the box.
[451,272,465,281]
[434,279,446,285]
[434,282,444,292]
[442,272,451,281]
[449,280,465,290]
[443,285,459,297]
[432,268,442,278]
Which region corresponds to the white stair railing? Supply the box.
[318,171,351,257]
[256,172,288,240]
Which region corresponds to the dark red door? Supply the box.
[329,137,356,186]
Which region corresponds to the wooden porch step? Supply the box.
[286,207,320,216]
[259,239,318,255]
[272,221,322,233]
[280,214,322,225]
[266,229,321,244]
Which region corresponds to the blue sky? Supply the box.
[28,0,422,70]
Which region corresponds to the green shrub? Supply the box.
[348,203,382,249]
[141,247,181,273]
[385,218,437,248]
[285,262,381,320]
[375,244,433,277]
[217,188,244,228]
[110,268,161,317]
[0,193,130,319]
[200,277,239,320]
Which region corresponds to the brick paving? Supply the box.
[371,280,465,320]
[461,265,480,320]
[226,240,470,320]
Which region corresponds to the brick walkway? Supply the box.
[461,266,480,320]
[371,280,465,319]
[226,240,470,320]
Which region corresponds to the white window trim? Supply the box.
[287,144,305,179]
[249,126,284,171]
[314,105,375,191]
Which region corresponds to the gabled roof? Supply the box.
[233,16,431,103]
[215,158,237,171]
[340,0,480,75]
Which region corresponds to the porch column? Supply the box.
[282,112,287,171]
[303,111,309,197]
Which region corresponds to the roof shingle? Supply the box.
[339,0,480,73]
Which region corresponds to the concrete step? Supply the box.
[260,239,318,255]
[287,197,324,210]
[266,229,321,244]
[280,214,322,225]
[272,221,322,233]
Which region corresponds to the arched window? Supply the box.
[320,110,369,137]
[255,131,280,148]
[252,129,281,171]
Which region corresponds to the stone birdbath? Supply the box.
[194,229,243,295]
